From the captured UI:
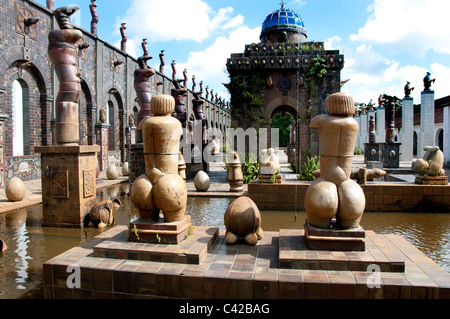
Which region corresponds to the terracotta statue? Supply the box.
[305,92,365,229]
[48,5,83,145]
[404,81,414,98]
[224,196,264,246]
[132,95,187,222]
[171,60,176,81]
[47,0,54,10]
[199,81,203,94]
[142,38,148,57]
[385,100,397,143]
[120,23,127,53]
[85,199,122,228]
[129,113,135,127]
[412,146,445,177]
[89,0,98,36]
[192,92,204,120]
[159,50,165,74]
[205,86,209,101]
[171,80,187,127]
[183,69,188,87]
[424,72,435,91]
[99,107,106,123]
[192,75,196,92]
[134,56,156,141]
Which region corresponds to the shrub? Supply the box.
[297,156,320,181]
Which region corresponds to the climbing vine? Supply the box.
[304,55,329,89]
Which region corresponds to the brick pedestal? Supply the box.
[36,145,100,227]
[129,215,192,244]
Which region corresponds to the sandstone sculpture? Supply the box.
[412,146,445,177]
[228,151,244,192]
[259,148,280,175]
[305,92,366,229]
[5,177,26,202]
[85,199,122,228]
[224,196,264,246]
[48,5,83,145]
[131,95,187,222]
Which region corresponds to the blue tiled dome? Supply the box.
[260,5,307,40]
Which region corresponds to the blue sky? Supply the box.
[35,0,450,104]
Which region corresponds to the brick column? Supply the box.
[419,90,435,158]
[444,106,450,167]
[401,97,414,162]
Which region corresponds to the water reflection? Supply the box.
[0,182,449,299]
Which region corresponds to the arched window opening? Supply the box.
[12,80,24,157]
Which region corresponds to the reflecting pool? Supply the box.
[0,183,449,299]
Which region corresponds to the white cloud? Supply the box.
[117,0,244,43]
[179,25,261,99]
[350,0,450,58]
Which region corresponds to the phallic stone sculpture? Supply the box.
[412,146,445,177]
[135,56,156,142]
[228,151,244,192]
[132,95,187,222]
[224,196,264,246]
[89,0,98,36]
[85,199,122,228]
[142,38,148,57]
[48,5,83,145]
[5,177,26,202]
[369,116,376,143]
[171,80,187,127]
[305,92,366,229]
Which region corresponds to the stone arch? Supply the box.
[4,60,50,156]
[265,95,299,120]
[79,79,94,145]
[106,88,125,164]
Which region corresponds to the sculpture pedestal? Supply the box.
[257,174,282,183]
[363,143,380,163]
[304,219,366,252]
[415,174,448,185]
[129,215,192,244]
[379,143,401,168]
[35,145,100,228]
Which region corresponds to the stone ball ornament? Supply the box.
[224,196,264,246]
[5,177,26,202]
[194,171,210,192]
[121,162,129,176]
[106,164,118,180]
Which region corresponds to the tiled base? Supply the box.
[257,174,282,183]
[94,225,219,265]
[43,226,450,299]
[128,215,192,244]
[304,220,366,252]
[415,175,448,185]
[279,229,405,272]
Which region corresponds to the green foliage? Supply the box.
[272,113,294,147]
[305,55,329,88]
[297,155,320,181]
[354,146,364,155]
[224,152,260,184]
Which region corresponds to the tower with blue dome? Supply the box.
[226,2,345,169]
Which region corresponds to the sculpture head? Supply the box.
[151,94,175,116]
[55,5,80,29]
[325,92,355,116]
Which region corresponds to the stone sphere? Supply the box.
[194,171,210,191]
[153,173,187,222]
[5,177,26,202]
[224,196,263,245]
[130,174,157,220]
[106,164,118,180]
[121,162,129,176]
